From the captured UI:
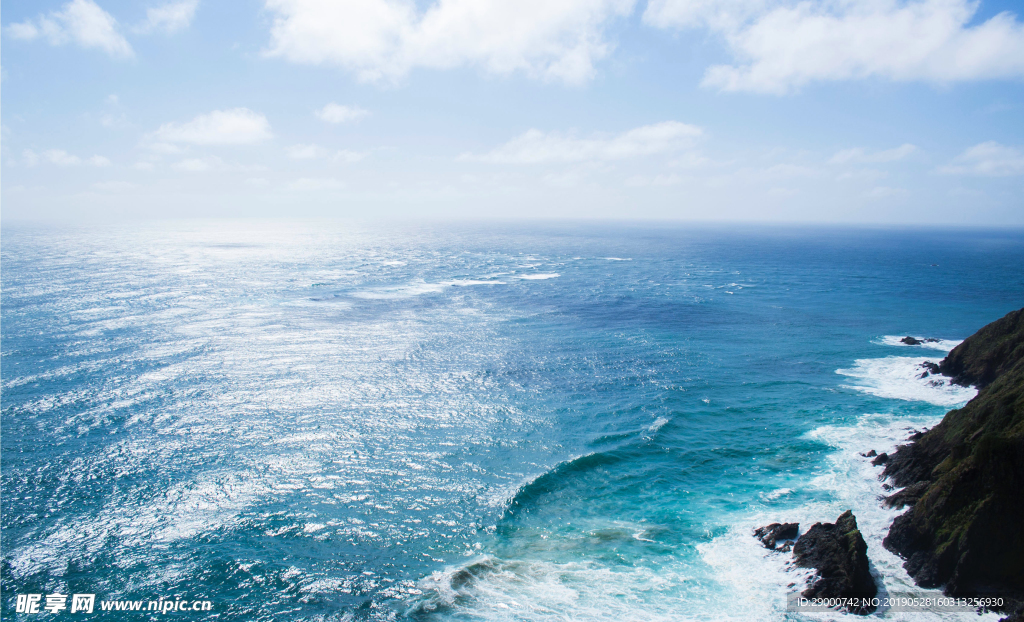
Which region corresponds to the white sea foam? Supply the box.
[648,416,670,432]
[877,336,963,351]
[417,553,690,621]
[697,410,1002,622]
[760,487,793,502]
[447,279,505,286]
[351,279,504,298]
[604,257,632,261]
[517,273,560,280]
[352,281,448,299]
[836,356,976,406]
[695,336,999,622]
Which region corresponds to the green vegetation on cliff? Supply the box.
[882,308,1024,608]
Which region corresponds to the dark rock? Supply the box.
[883,481,929,509]
[871,452,888,466]
[881,307,1024,615]
[754,522,799,550]
[919,361,941,379]
[936,308,1024,388]
[902,336,923,345]
[999,607,1024,622]
[793,510,877,614]
[862,450,877,457]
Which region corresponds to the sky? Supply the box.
[2,0,1023,224]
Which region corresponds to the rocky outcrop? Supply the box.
[882,307,1024,611]
[793,511,877,614]
[934,309,1024,388]
[902,336,939,346]
[754,522,799,550]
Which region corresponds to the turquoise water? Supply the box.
[2,222,1022,621]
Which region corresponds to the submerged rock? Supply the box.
[793,510,877,614]
[754,522,799,550]
[902,336,941,346]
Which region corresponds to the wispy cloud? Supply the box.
[134,0,199,34]
[939,141,1024,176]
[462,121,702,164]
[829,144,917,164]
[23,149,112,166]
[286,144,366,162]
[151,108,272,145]
[315,103,368,124]
[7,0,133,58]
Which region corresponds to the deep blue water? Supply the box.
[2,222,1023,621]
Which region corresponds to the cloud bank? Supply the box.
[7,0,133,58]
[263,0,637,84]
[646,0,1024,93]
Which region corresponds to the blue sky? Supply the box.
[2,0,1023,224]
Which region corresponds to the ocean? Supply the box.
[2,221,1022,621]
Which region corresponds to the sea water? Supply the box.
[2,221,1022,621]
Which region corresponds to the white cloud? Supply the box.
[316,103,369,124]
[263,0,636,84]
[7,0,133,58]
[644,0,765,30]
[134,0,199,34]
[463,121,702,164]
[829,143,917,164]
[333,150,365,164]
[46,150,81,166]
[939,141,1024,176]
[151,108,272,145]
[35,149,111,166]
[101,112,130,128]
[646,0,1024,93]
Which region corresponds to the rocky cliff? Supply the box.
[882,308,1024,612]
